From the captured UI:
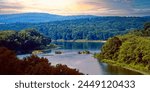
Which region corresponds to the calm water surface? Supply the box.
[18,42,142,75]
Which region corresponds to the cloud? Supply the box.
[0,2,24,9]
[113,0,133,3]
[131,8,150,16]
[0,0,25,14]
[91,0,150,16]
[0,0,149,16]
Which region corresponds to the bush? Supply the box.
[0,47,83,75]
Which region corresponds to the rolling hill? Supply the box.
[0,13,150,40]
[0,13,95,23]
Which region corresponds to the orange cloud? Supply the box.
[70,3,96,11]
[0,0,149,16]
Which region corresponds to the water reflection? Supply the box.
[52,42,104,50]
[105,64,142,75]
[51,42,142,75]
[18,42,142,75]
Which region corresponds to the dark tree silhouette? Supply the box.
[0,47,83,75]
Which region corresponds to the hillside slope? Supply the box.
[0,16,150,40]
[96,22,150,74]
[0,13,95,23]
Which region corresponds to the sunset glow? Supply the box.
[0,0,149,16]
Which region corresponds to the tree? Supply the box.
[100,37,122,60]
[144,22,150,31]
[0,47,83,75]
[0,29,51,54]
[0,47,21,74]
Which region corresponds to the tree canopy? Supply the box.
[0,17,149,40]
[0,29,51,54]
[0,47,83,75]
[96,22,150,73]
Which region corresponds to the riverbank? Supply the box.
[99,59,150,75]
[52,39,106,43]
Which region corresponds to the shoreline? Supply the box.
[99,59,150,75]
[52,39,107,43]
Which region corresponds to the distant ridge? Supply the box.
[0,12,96,23]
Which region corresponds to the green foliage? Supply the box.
[78,50,90,54]
[129,22,150,36]
[0,29,51,54]
[0,17,149,40]
[99,34,150,71]
[118,36,150,66]
[97,22,150,72]
[100,37,122,60]
[47,44,58,48]
[144,22,150,31]
[0,47,83,75]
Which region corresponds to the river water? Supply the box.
[18,42,142,75]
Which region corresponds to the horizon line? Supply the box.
[0,12,150,17]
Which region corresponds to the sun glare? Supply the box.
[37,0,75,9]
[14,0,78,15]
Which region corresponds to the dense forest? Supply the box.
[0,17,150,40]
[0,27,83,75]
[1,13,150,74]
[0,47,83,75]
[0,29,51,54]
[96,22,150,74]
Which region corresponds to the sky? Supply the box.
[0,0,150,16]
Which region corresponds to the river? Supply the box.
[18,42,142,75]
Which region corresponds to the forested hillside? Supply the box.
[0,13,95,23]
[0,17,150,40]
[0,29,51,54]
[96,22,150,74]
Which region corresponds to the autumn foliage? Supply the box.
[0,47,83,75]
